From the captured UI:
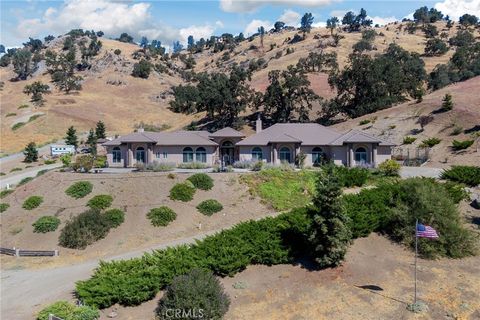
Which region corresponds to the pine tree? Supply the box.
[442,93,453,111]
[64,126,78,149]
[95,121,106,139]
[308,166,352,267]
[86,129,97,155]
[23,142,38,163]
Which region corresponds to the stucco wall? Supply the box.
[377,146,393,164]
[152,145,217,165]
[238,146,272,163]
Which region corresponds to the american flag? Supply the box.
[416,223,439,238]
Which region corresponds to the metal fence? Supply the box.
[0,247,58,257]
[392,147,430,167]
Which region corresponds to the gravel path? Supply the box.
[399,166,443,179]
[0,163,62,189]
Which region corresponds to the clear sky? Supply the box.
[1,0,478,47]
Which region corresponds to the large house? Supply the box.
[104,118,395,168]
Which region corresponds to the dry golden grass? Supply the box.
[0,21,478,154]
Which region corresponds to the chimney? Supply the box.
[256,114,262,133]
[137,127,144,133]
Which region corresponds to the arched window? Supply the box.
[222,141,234,147]
[183,147,194,163]
[135,147,145,163]
[251,147,263,161]
[279,147,291,163]
[312,147,324,165]
[195,147,207,163]
[112,147,121,163]
[355,147,368,163]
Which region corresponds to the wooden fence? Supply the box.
[0,247,58,257]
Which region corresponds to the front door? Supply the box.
[220,141,234,165]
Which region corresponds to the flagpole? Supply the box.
[414,219,418,305]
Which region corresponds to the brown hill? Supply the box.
[0,21,477,155]
[332,76,480,167]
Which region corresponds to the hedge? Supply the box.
[187,173,214,190]
[66,181,93,199]
[32,216,61,233]
[147,207,177,227]
[75,208,311,308]
[22,196,43,210]
[169,182,196,201]
[197,199,223,216]
[334,166,369,187]
[441,165,480,187]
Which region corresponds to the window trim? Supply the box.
[251,147,263,161]
[112,147,122,163]
[195,147,207,163]
[183,147,194,163]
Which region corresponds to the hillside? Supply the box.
[333,76,480,167]
[0,21,478,155]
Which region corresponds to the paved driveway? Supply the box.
[0,163,62,189]
[399,166,443,179]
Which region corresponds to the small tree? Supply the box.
[442,93,453,111]
[274,21,285,32]
[95,121,106,139]
[258,26,265,48]
[308,166,352,267]
[417,115,434,131]
[300,13,314,36]
[86,129,97,155]
[23,81,50,106]
[131,60,151,79]
[23,142,38,163]
[326,17,339,35]
[65,126,79,149]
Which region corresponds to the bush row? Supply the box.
[75,208,311,308]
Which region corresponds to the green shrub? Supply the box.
[36,169,49,177]
[87,194,113,210]
[420,137,442,147]
[18,104,29,109]
[187,173,214,190]
[378,159,401,177]
[94,156,107,168]
[104,209,125,228]
[345,178,477,258]
[44,159,56,165]
[359,119,370,125]
[18,176,34,186]
[157,269,230,320]
[37,300,99,320]
[334,166,370,187]
[441,166,480,187]
[0,203,10,213]
[75,208,311,308]
[114,49,121,55]
[22,196,43,210]
[6,112,17,117]
[442,181,470,204]
[32,216,61,233]
[385,178,477,259]
[451,125,463,135]
[451,139,474,150]
[0,189,14,198]
[403,136,417,144]
[197,199,223,216]
[12,122,26,130]
[65,181,93,199]
[10,167,22,172]
[59,209,113,249]
[169,182,196,201]
[147,207,177,226]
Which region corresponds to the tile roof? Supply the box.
[237,123,342,146]
[329,130,395,146]
[103,131,218,146]
[209,127,245,137]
